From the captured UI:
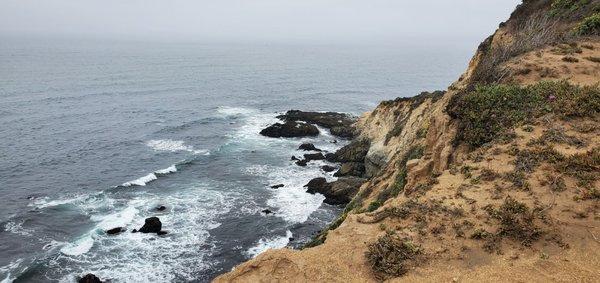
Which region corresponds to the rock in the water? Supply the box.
[259,121,319,138]
[78,274,103,283]
[321,165,336,172]
[105,227,124,235]
[333,162,366,177]
[295,159,308,167]
[333,139,370,163]
[270,184,284,189]
[304,153,325,161]
[298,143,321,151]
[157,231,168,235]
[324,153,337,162]
[262,209,273,214]
[138,217,162,234]
[277,110,356,138]
[291,155,299,161]
[304,177,365,205]
[304,177,330,194]
[156,205,166,211]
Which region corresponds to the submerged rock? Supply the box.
[298,143,321,151]
[105,227,124,235]
[78,273,103,283]
[295,159,308,167]
[270,184,285,189]
[260,121,319,138]
[262,209,273,214]
[156,205,167,211]
[138,217,162,234]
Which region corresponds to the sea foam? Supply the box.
[246,230,293,258]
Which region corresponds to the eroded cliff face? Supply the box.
[216,1,600,282]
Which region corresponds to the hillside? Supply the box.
[215,1,600,282]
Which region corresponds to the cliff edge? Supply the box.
[216,1,600,281]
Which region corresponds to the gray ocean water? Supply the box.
[0,37,473,282]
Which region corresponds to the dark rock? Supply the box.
[132,229,138,233]
[321,165,336,172]
[304,177,330,194]
[296,159,308,167]
[291,156,299,161]
[333,162,365,177]
[324,153,337,162]
[157,231,168,235]
[138,217,162,234]
[334,139,370,163]
[259,121,319,138]
[262,209,273,214]
[105,227,124,235]
[270,184,285,189]
[304,153,325,161]
[289,237,295,241]
[156,205,166,211]
[330,126,355,138]
[277,110,356,138]
[78,273,103,283]
[304,177,365,205]
[298,143,321,151]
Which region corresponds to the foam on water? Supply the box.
[155,165,177,175]
[216,106,256,117]
[121,173,158,187]
[246,230,293,258]
[60,236,94,256]
[146,139,209,155]
[4,221,33,237]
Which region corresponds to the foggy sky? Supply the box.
[0,0,521,43]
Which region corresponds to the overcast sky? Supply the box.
[0,0,521,43]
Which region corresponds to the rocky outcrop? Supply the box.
[333,162,365,177]
[298,143,321,151]
[304,177,365,205]
[78,274,103,283]
[277,110,357,138]
[260,121,319,138]
[105,227,124,235]
[303,153,325,161]
[136,217,162,234]
[321,165,336,172]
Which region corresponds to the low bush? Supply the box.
[574,13,600,35]
[366,234,422,279]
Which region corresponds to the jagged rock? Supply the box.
[304,177,365,205]
[296,159,308,166]
[333,139,370,163]
[138,217,162,234]
[333,162,365,177]
[304,153,325,161]
[298,143,321,151]
[270,184,285,189]
[105,227,124,235]
[262,209,273,214]
[78,274,103,283]
[276,110,356,138]
[321,165,336,172]
[260,121,319,138]
[156,205,166,211]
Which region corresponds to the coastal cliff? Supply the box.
[216,1,600,281]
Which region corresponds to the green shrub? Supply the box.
[367,201,383,212]
[574,13,600,35]
[449,81,600,147]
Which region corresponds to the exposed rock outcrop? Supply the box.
[260,121,319,138]
[304,177,365,205]
[137,217,162,234]
[78,274,103,283]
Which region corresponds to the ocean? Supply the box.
[0,37,473,282]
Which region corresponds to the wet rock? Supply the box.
[321,165,336,172]
[333,162,365,177]
[78,274,103,283]
[295,159,308,167]
[277,110,356,138]
[304,177,330,194]
[324,153,337,162]
[156,205,166,211]
[270,184,285,189]
[298,143,321,151]
[260,121,319,138]
[304,177,365,205]
[157,231,168,235]
[138,217,162,234]
[105,227,125,235]
[303,153,325,161]
[262,209,273,214]
[291,156,299,161]
[333,139,370,163]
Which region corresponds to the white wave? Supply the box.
[60,236,94,256]
[216,106,255,116]
[4,221,33,237]
[246,230,292,258]
[146,139,209,155]
[121,173,157,187]
[28,195,88,209]
[93,206,138,230]
[155,165,177,175]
